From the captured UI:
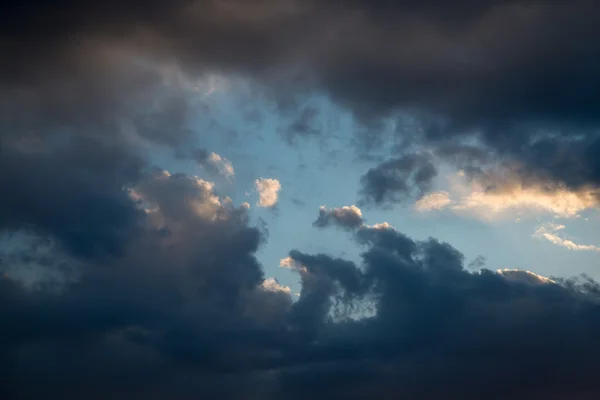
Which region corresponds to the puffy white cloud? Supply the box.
[280,256,301,270]
[255,178,281,208]
[129,170,252,238]
[261,277,291,294]
[279,256,308,274]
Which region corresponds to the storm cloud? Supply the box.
[3,1,600,399]
[4,207,600,398]
[5,0,600,191]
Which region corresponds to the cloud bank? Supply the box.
[3,1,600,398]
[6,0,600,192]
[3,172,600,398]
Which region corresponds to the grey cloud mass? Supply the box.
[359,154,437,206]
[4,170,600,399]
[5,0,600,192]
[5,213,600,399]
[3,1,600,399]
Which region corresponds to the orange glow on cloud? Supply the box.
[415,170,600,219]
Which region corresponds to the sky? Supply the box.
[2,1,600,399]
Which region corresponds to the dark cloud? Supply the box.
[6,0,600,128]
[434,142,493,170]
[3,1,600,398]
[313,205,364,230]
[3,184,600,398]
[4,0,600,191]
[1,171,281,399]
[0,135,144,258]
[359,154,437,206]
[0,40,204,257]
[277,223,600,399]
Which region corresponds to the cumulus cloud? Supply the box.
[279,256,307,273]
[0,169,278,398]
[534,223,600,252]
[261,277,291,294]
[275,223,600,399]
[414,191,452,212]
[313,205,364,230]
[255,178,281,208]
[131,170,231,224]
[279,256,295,268]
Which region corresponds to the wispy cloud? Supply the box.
[414,191,452,212]
[533,223,600,252]
[455,184,597,218]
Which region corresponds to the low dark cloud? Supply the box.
[5,210,600,398]
[359,154,437,206]
[277,223,600,399]
[1,171,279,398]
[0,135,144,258]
